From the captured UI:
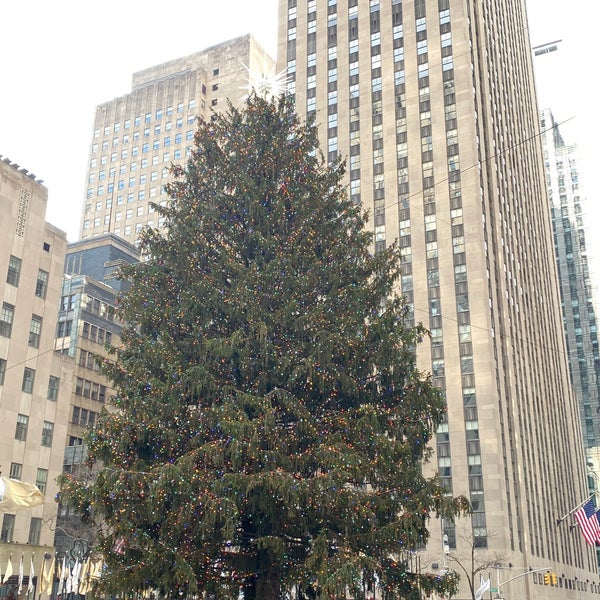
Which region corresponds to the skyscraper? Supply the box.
[540,108,600,452]
[79,34,275,245]
[277,0,598,596]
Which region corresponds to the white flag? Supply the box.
[58,556,67,595]
[27,555,35,595]
[18,555,24,595]
[0,476,44,512]
[1,555,13,585]
[475,575,491,600]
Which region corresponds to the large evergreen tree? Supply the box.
[61,94,467,599]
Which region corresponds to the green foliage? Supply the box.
[60,94,467,599]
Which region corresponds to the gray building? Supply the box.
[55,236,139,558]
[540,108,600,452]
[277,0,597,597]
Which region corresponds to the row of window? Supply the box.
[93,100,197,139]
[90,129,193,166]
[1,302,46,349]
[8,463,48,493]
[1,514,43,545]
[75,376,107,403]
[72,405,98,427]
[6,256,49,298]
[0,359,60,399]
[15,414,54,446]
[92,124,194,157]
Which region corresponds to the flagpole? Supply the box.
[556,494,594,525]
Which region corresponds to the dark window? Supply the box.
[29,315,43,348]
[35,269,49,298]
[41,421,54,447]
[57,320,72,337]
[28,517,42,545]
[47,376,60,401]
[9,462,22,479]
[0,358,5,385]
[1,515,15,542]
[36,468,48,493]
[22,367,35,393]
[15,414,28,441]
[7,255,22,286]
[0,303,15,338]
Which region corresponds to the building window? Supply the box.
[29,315,43,348]
[1,515,15,542]
[36,469,48,493]
[0,303,15,338]
[35,269,49,298]
[28,517,42,545]
[48,376,60,401]
[22,367,35,393]
[0,358,5,385]
[61,294,77,311]
[15,414,29,441]
[9,462,22,480]
[56,320,72,338]
[41,421,54,447]
[6,255,22,286]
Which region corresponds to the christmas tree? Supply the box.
[61,94,467,599]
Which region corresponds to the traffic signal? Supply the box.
[551,572,558,585]
[544,572,551,585]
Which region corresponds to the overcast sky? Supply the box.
[1,1,597,276]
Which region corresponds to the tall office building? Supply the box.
[277,0,598,596]
[540,109,600,452]
[55,235,139,558]
[1,156,73,589]
[79,34,275,245]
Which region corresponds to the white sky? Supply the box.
[1,1,597,274]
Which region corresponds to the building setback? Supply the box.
[79,34,275,245]
[0,156,73,585]
[277,0,597,597]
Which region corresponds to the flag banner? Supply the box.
[58,556,67,595]
[27,554,35,595]
[42,556,55,595]
[575,498,600,545]
[78,559,91,596]
[1,555,13,585]
[0,476,44,512]
[18,555,24,594]
[68,559,82,595]
[27,554,35,594]
[475,575,491,600]
[90,559,104,580]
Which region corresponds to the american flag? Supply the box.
[574,499,600,545]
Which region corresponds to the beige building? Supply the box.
[79,34,275,245]
[0,156,73,586]
[277,0,597,597]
